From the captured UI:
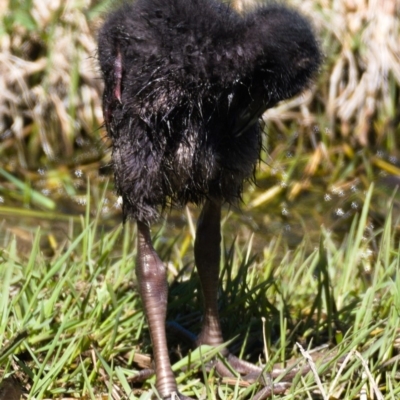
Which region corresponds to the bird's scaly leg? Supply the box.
[194,199,224,349]
[137,221,188,399]
[194,199,263,378]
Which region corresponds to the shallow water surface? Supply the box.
[1,164,398,261]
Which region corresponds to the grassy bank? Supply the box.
[1,186,400,399]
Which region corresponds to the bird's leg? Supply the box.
[136,221,181,399]
[194,199,225,350]
[194,199,263,378]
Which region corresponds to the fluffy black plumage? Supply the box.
[98,0,321,224]
[98,2,321,397]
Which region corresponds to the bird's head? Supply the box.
[241,5,322,105]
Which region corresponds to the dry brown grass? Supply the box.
[0,0,399,170]
[0,0,104,168]
[302,0,400,145]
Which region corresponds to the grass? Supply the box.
[1,0,400,398]
[1,185,400,399]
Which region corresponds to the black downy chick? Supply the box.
[98,0,321,398]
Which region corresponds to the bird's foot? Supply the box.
[205,353,293,400]
[131,349,340,400]
[131,372,194,399]
[161,391,194,400]
[211,353,262,380]
[135,323,340,399]
[212,347,345,400]
[166,321,287,398]
[131,368,155,383]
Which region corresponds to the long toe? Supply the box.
[131,368,155,383]
[213,355,293,399]
[166,321,198,345]
[162,392,195,400]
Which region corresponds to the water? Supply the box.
[1,159,399,260]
